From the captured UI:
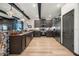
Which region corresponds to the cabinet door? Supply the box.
[63,10,74,52]
[9,36,22,54]
[34,20,40,27]
[46,20,52,27]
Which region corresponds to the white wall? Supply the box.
[61,3,79,54]
[23,18,40,30]
[23,19,34,30]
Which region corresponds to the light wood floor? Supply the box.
[20,37,74,56]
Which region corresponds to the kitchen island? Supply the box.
[9,31,33,54]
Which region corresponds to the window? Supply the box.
[2,24,8,31]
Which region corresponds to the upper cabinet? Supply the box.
[34,20,53,28]
[34,20,41,27]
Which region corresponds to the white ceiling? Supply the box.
[0,3,65,20]
[16,3,39,19]
[0,3,11,17]
[0,3,23,18]
[41,3,64,20]
[0,3,11,12]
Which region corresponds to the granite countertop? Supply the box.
[9,31,33,36]
[19,31,33,36]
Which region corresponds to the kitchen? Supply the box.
[0,3,79,56]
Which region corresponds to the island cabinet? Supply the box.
[9,31,33,54]
[25,32,33,47]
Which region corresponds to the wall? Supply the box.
[23,18,40,30]
[23,19,34,30]
[61,3,79,54]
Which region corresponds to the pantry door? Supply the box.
[63,10,74,52]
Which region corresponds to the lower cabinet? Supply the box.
[9,32,33,54]
[26,32,33,47]
[33,31,41,37]
[9,36,24,54]
[46,31,53,37]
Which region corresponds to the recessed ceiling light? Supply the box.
[21,18,25,21]
[33,4,36,7]
[57,4,61,8]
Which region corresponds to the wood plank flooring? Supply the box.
[20,37,74,56]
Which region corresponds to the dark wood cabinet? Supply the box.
[9,31,33,54]
[34,20,40,27]
[33,31,41,37]
[34,20,52,28]
[46,31,53,37]
[46,20,52,27]
[22,35,26,50]
[63,10,74,52]
[9,36,24,54]
[26,32,33,47]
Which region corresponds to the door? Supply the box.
[63,10,74,52]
